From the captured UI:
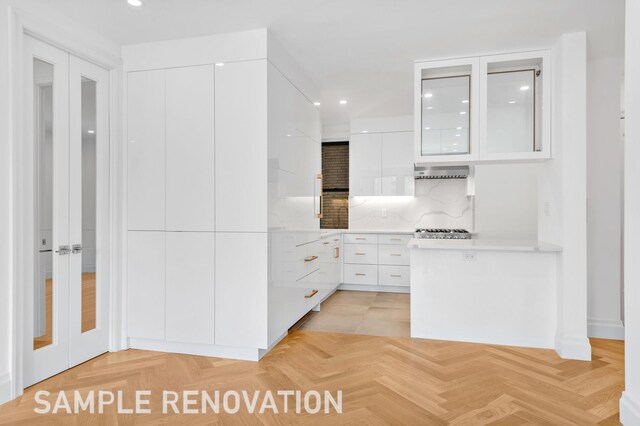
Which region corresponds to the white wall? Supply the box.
[474,163,539,240]
[0,2,13,404]
[621,1,640,423]
[586,57,625,340]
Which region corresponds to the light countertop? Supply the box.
[408,239,562,252]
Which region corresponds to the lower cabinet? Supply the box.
[127,231,216,344]
[342,233,411,288]
[127,231,166,340]
[215,232,268,349]
[165,232,215,344]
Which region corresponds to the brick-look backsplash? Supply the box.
[321,143,349,229]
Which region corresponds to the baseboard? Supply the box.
[0,373,11,405]
[128,338,263,361]
[338,284,410,293]
[620,392,640,426]
[588,318,625,340]
[554,334,592,361]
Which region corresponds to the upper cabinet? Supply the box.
[350,130,414,197]
[415,50,551,164]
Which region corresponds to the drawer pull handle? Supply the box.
[355,273,366,276]
[355,238,366,240]
[391,238,402,241]
[305,290,319,298]
[390,253,402,256]
[355,253,366,256]
[391,274,402,278]
[304,256,319,262]
[323,241,330,245]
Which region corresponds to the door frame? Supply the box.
[9,7,124,400]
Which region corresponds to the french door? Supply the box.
[23,35,110,387]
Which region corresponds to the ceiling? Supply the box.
[23,0,625,126]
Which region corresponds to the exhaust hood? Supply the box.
[414,165,470,180]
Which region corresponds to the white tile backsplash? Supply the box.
[349,179,473,231]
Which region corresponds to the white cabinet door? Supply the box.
[350,133,382,196]
[382,132,415,196]
[127,231,165,340]
[215,60,268,232]
[166,232,215,344]
[166,66,215,231]
[127,70,166,231]
[215,233,268,348]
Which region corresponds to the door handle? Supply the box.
[72,244,83,254]
[304,255,319,262]
[56,245,71,255]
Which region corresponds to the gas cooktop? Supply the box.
[414,229,472,240]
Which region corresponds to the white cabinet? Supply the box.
[350,132,415,197]
[342,233,410,288]
[215,232,268,349]
[414,50,551,164]
[127,231,165,339]
[215,60,268,232]
[166,66,215,231]
[350,133,382,196]
[166,232,215,344]
[381,132,414,196]
[127,70,166,230]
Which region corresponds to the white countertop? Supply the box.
[408,238,562,252]
[326,229,414,235]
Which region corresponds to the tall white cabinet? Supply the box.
[124,30,326,361]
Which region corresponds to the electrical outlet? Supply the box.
[381,208,388,218]
[463,252,476,261]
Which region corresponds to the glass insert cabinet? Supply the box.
[414,50,551,164]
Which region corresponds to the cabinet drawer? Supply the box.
[343,264,378,285]
[344,244,378,265]
[378,244,410,266]
[378,234,412,245]
[344,234,378,245]
[378,265,410,287]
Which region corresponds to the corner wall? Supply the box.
[621,1,640,423]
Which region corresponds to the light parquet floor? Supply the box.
[0,332,624,425]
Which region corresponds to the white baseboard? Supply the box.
[0,373,11,405]
[620,392,640,426]
[588,318,625,340]
[554,334,592,361]
[128,338,263,361]
[338,284,410,293]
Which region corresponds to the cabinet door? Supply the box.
[166,66,215,231]
[127,70,166,230]
[215,233,268,348]
[166,232,215,344]
[127,231,165,340]
[382,132,415,196]
[215,60,268,232]
[350,133,382,196]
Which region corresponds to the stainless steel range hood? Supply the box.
[414,165,470,180]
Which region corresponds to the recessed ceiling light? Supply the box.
[313,102,321,106]
[127,0,142,6]
[520,85,530,91]
[286,134,291,137]
[453,143,458,146]
[427,106,433,110]
[215,63,224,67]
[456,126,462,130]
[424,127,431,130]
[509,100,516,104]
[459,111,467,115]
[362,130,368,133]
[455,134,461,137]
[339,100,347,105]
[462,99,469,104]
[424,93,433,98]
[88,130,95,134]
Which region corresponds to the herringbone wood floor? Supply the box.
[0,333,624,425]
